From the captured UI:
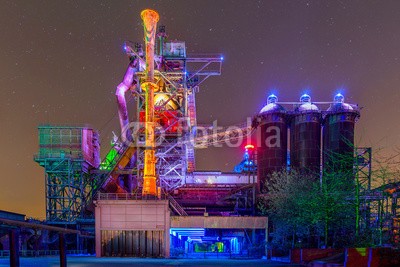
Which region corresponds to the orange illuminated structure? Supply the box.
[141,9,159,197]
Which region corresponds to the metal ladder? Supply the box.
[186,146,195,173]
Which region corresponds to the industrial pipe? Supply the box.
[115,58,139,193]
[116,60,137,140]
[141,9,159,196]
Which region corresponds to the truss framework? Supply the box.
[355,147,373,234]
[34,126,99,224]
[131,54,223,191]
[40,157,93,224]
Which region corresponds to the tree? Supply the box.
[258,145,400,251]
[322,148,357,247]
[258,170,323,249]
[258,167,356,250]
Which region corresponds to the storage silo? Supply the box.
[323,93,360,173]
[290,94,322,175]
[257,94,287,191]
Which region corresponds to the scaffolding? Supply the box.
[366,181,400,246]
[355,147,400,246]
[76,28,225,211]
[127,39,223,191]
[34,126,100,224]
[355,147,373,234]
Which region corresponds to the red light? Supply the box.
[245,144,254,150]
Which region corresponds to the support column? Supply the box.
[265,219,270,259]
[95,204,102,257]
[9,230,19,267]
[165,201,171,258]
[59,233,66,267]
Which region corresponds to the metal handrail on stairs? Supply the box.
[167,194,188,216]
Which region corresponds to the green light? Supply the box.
[100,148,118,171]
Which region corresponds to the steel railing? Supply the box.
[0,250,88,257]
[97,192,168,201]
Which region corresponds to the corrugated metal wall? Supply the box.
[101,230,164,257]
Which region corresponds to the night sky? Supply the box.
[1,0,400,218]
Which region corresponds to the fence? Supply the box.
[0,250,88,257]
[97,192,168,201]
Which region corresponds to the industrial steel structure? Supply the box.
[34,126,100,224]
[32,8,400,258]
[254,93,360,191]
[95,12,225,197]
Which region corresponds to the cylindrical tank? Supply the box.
[257,94,287,191]
[323,93,359,172]
[290,94,322,175]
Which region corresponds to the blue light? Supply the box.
[220,56,224,61]
[301,87,311,97]
[334,92,344,103]
[123,45,127,51]
[169,228,205,237]
[335,86,347,98]
[300,93,311,103]
[267,94,278,104]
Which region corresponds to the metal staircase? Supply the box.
[167,195,188,216]
[85,144,136,209]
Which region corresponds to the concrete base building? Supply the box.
[95,196,267,258]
